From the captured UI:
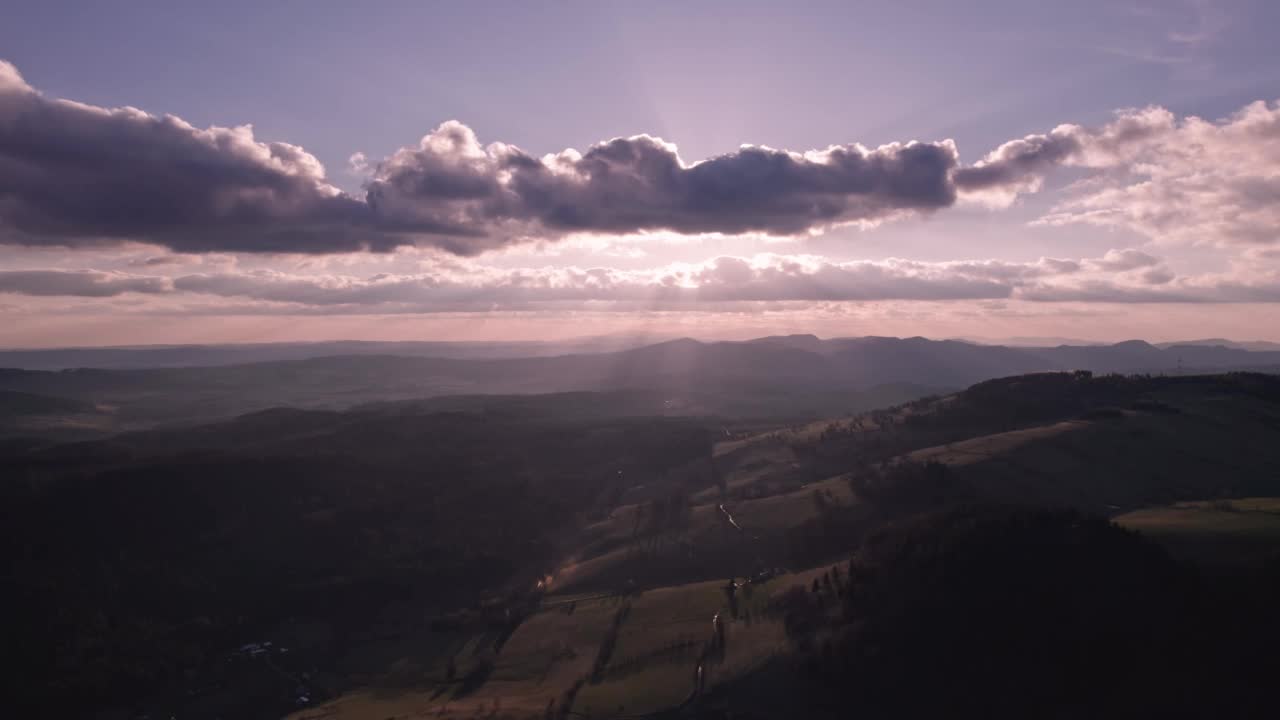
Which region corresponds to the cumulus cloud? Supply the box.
[364,122,962,253]
[3,57,1277,258]
[951,105,1181,206]
[0,60,385,253]
[953,128,1082,203]
[1034,101,1280,247]
[347,151,371,176]
[0,60,968,255]
[0,59,1050,257]
[949,99,1280,249]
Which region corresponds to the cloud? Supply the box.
[1021,265,1280,303]
[1034,101,1280,247]
[0,270,171,297]
[953,129,1082,202]
[952,106,1179,206]
[0,61,967,255]
[347,151,371,176]
[126,254,203,267]
[1141,266,1175,285]
[0,60,387,254]
[0,59,1022,257]
[364,122,962,254]
[682,256,1012,302]
[0,248,1141,308]
[1084,248,1160,272]
[160,255,1012,310]
[4,57,1277,258]
[13,248,1279,310]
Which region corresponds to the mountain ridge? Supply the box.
[2,335,1278,433]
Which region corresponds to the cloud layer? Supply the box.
[0,269,171,297]
[7,250,1277,312]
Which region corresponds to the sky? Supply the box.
[1,0,1279,347]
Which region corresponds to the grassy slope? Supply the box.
[1114,498,1280,568]
[903,384,1280,513]
[290,570,824,720]
[905,418,1091,466]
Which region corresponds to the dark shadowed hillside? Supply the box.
[5,371,1280,719]
[1,398,719,718]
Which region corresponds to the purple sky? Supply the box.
[2,0,1279,346]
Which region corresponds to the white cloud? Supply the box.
[1035,100,1280,248]
[13,248,1275,311]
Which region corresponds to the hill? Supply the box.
[6,371,1280,718]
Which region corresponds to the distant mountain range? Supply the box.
[0,335,670,371]
[3,334,1279,372]
[957,336,1280,351]
[1154,338,1280,352]
[2,334,1279,432]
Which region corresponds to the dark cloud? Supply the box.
[0,58,1201,257]
[953,130,1081,192]
[0,270,171,296]
[0,60,975,256]
[0,61,385,254]
[363,123,963,254]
